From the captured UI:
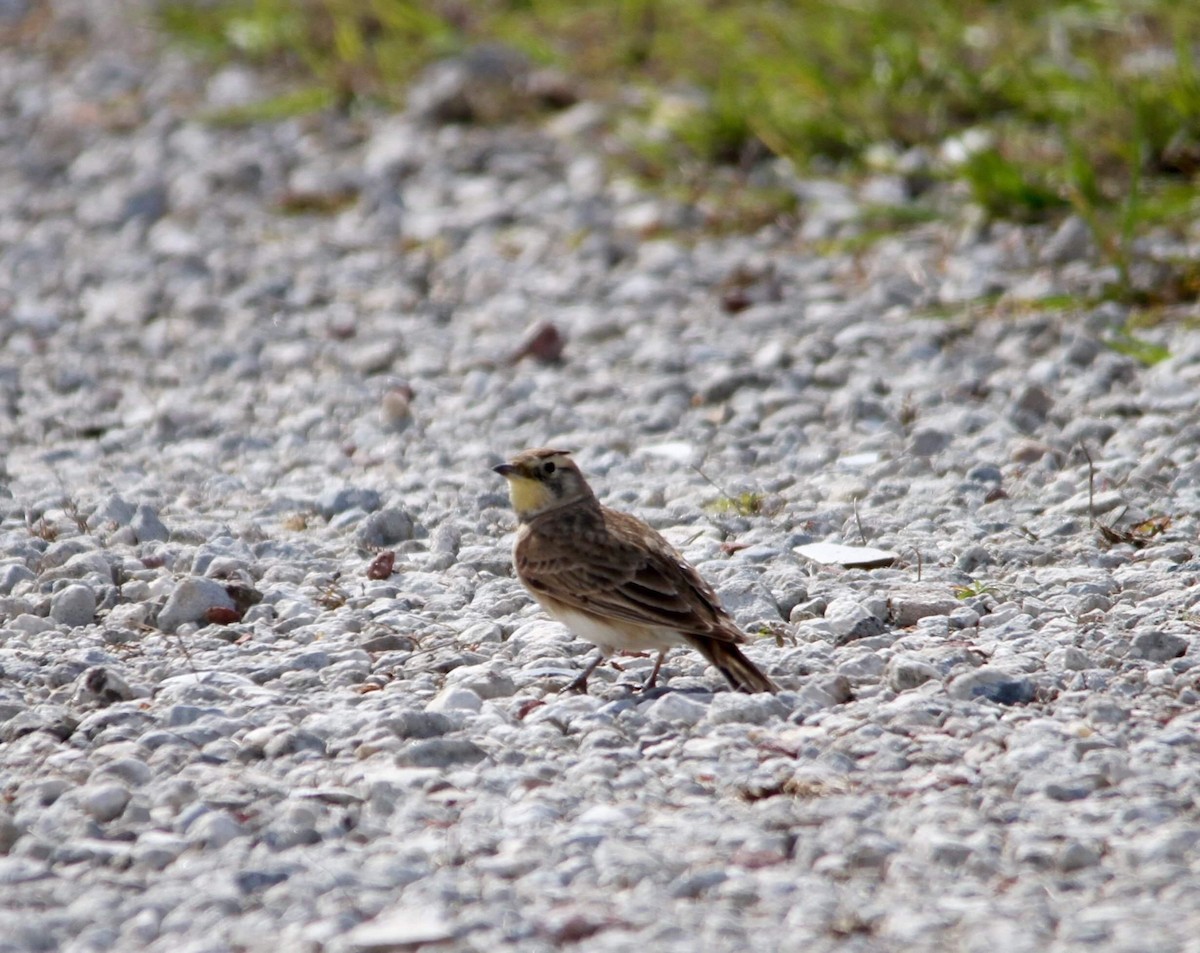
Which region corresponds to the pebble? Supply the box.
[644,692,708,726]
[131,504,170,543]
[0,563,36,593]
[344,907,455,951]
[355,507,416,547]
[886,655,941,692]
[706,692,790,725]
[155,576,238,632]
[823,596,886,644]
[888,587,960,627]
[947,668,1037,705]
[318,487,383,520]
[1129,630,1189,662]
[425,686,483,713]
[794,542,897,569]
[185,811,245,849]
[49,584,96,627]
[80,783,131,822]
[72,666,137,706]
[395,739,488,768]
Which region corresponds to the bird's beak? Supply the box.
[492,463,518,478]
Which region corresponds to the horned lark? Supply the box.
[493,448,778,694]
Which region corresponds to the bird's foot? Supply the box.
[562,672,590,694]
[639,651,666,693]
[561,650,605,694]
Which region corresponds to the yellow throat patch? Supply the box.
[505,474,554,517]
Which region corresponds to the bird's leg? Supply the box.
[563,650,605,694]
[640,651,667,691]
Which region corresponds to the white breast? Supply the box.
[536,601,686,657]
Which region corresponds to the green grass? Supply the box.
[202,85,337,125]
[1104,328,1172,366]
[705,491,766,517]
[152,0,1200,292]
[953,580,998,600]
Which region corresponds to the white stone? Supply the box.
[794,542,897,569]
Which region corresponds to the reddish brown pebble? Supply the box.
[516,699,546,719]
[509,322,565,364]
[205,606,242,625]
[721,288,752,313]
[367,551,396,579]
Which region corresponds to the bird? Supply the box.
[492,448,778,694]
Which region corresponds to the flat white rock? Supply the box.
[345,908,454,950]
[794,542,897,568]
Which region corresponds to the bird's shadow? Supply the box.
[616,683,715,702]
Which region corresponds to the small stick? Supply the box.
[1080,442,1096,527]
[853,497,867,545]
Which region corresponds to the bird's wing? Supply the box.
[517,506,744,643]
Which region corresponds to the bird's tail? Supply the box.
[686,635,779,694]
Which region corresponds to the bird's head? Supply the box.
[492,448,594,520]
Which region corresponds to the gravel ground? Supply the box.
[3,4,1200,952]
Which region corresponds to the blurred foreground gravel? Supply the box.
[2,4,1200,952]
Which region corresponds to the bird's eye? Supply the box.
[542,461,556,475]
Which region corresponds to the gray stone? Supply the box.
[46,550,116,582]
[0,857,51,885]
[80,783,131,822]
[643,692,708,726]
[1085,698,1128,725]
[1129,630,1188,662]
[317,486,383,519]
[886,655,941,692]
[263,728,327,758]
[73,666,136,706]
[49,584,96,627]
[910,428,951,456]
[955,545,993,573]
[705,692,789,725]
[355,507,416,547]
[714,576,782,627]
[1013,384,1054,425]
[1058,840,1102,871]
[1044,778,1100,802]
[1049,646,1092,671]
[444,663,515,698]
[966,465,1003,484]
[407,44,533,124]
[361,632,414,653]
[0,811,19,853]
[396,738,487,768]
[948,668,1036,705]
[121,181,169,225]
[185,811,245,849]
[0,562,35,594]
[131,504,170,543]
[132,832,187,872]
[424,686,483,713]
[824,596,886,644]
[156,576,237,632]
[1039,214,1094,264]
[91,758,153,787]
[889,587,960,627]
[383,711,454,739]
